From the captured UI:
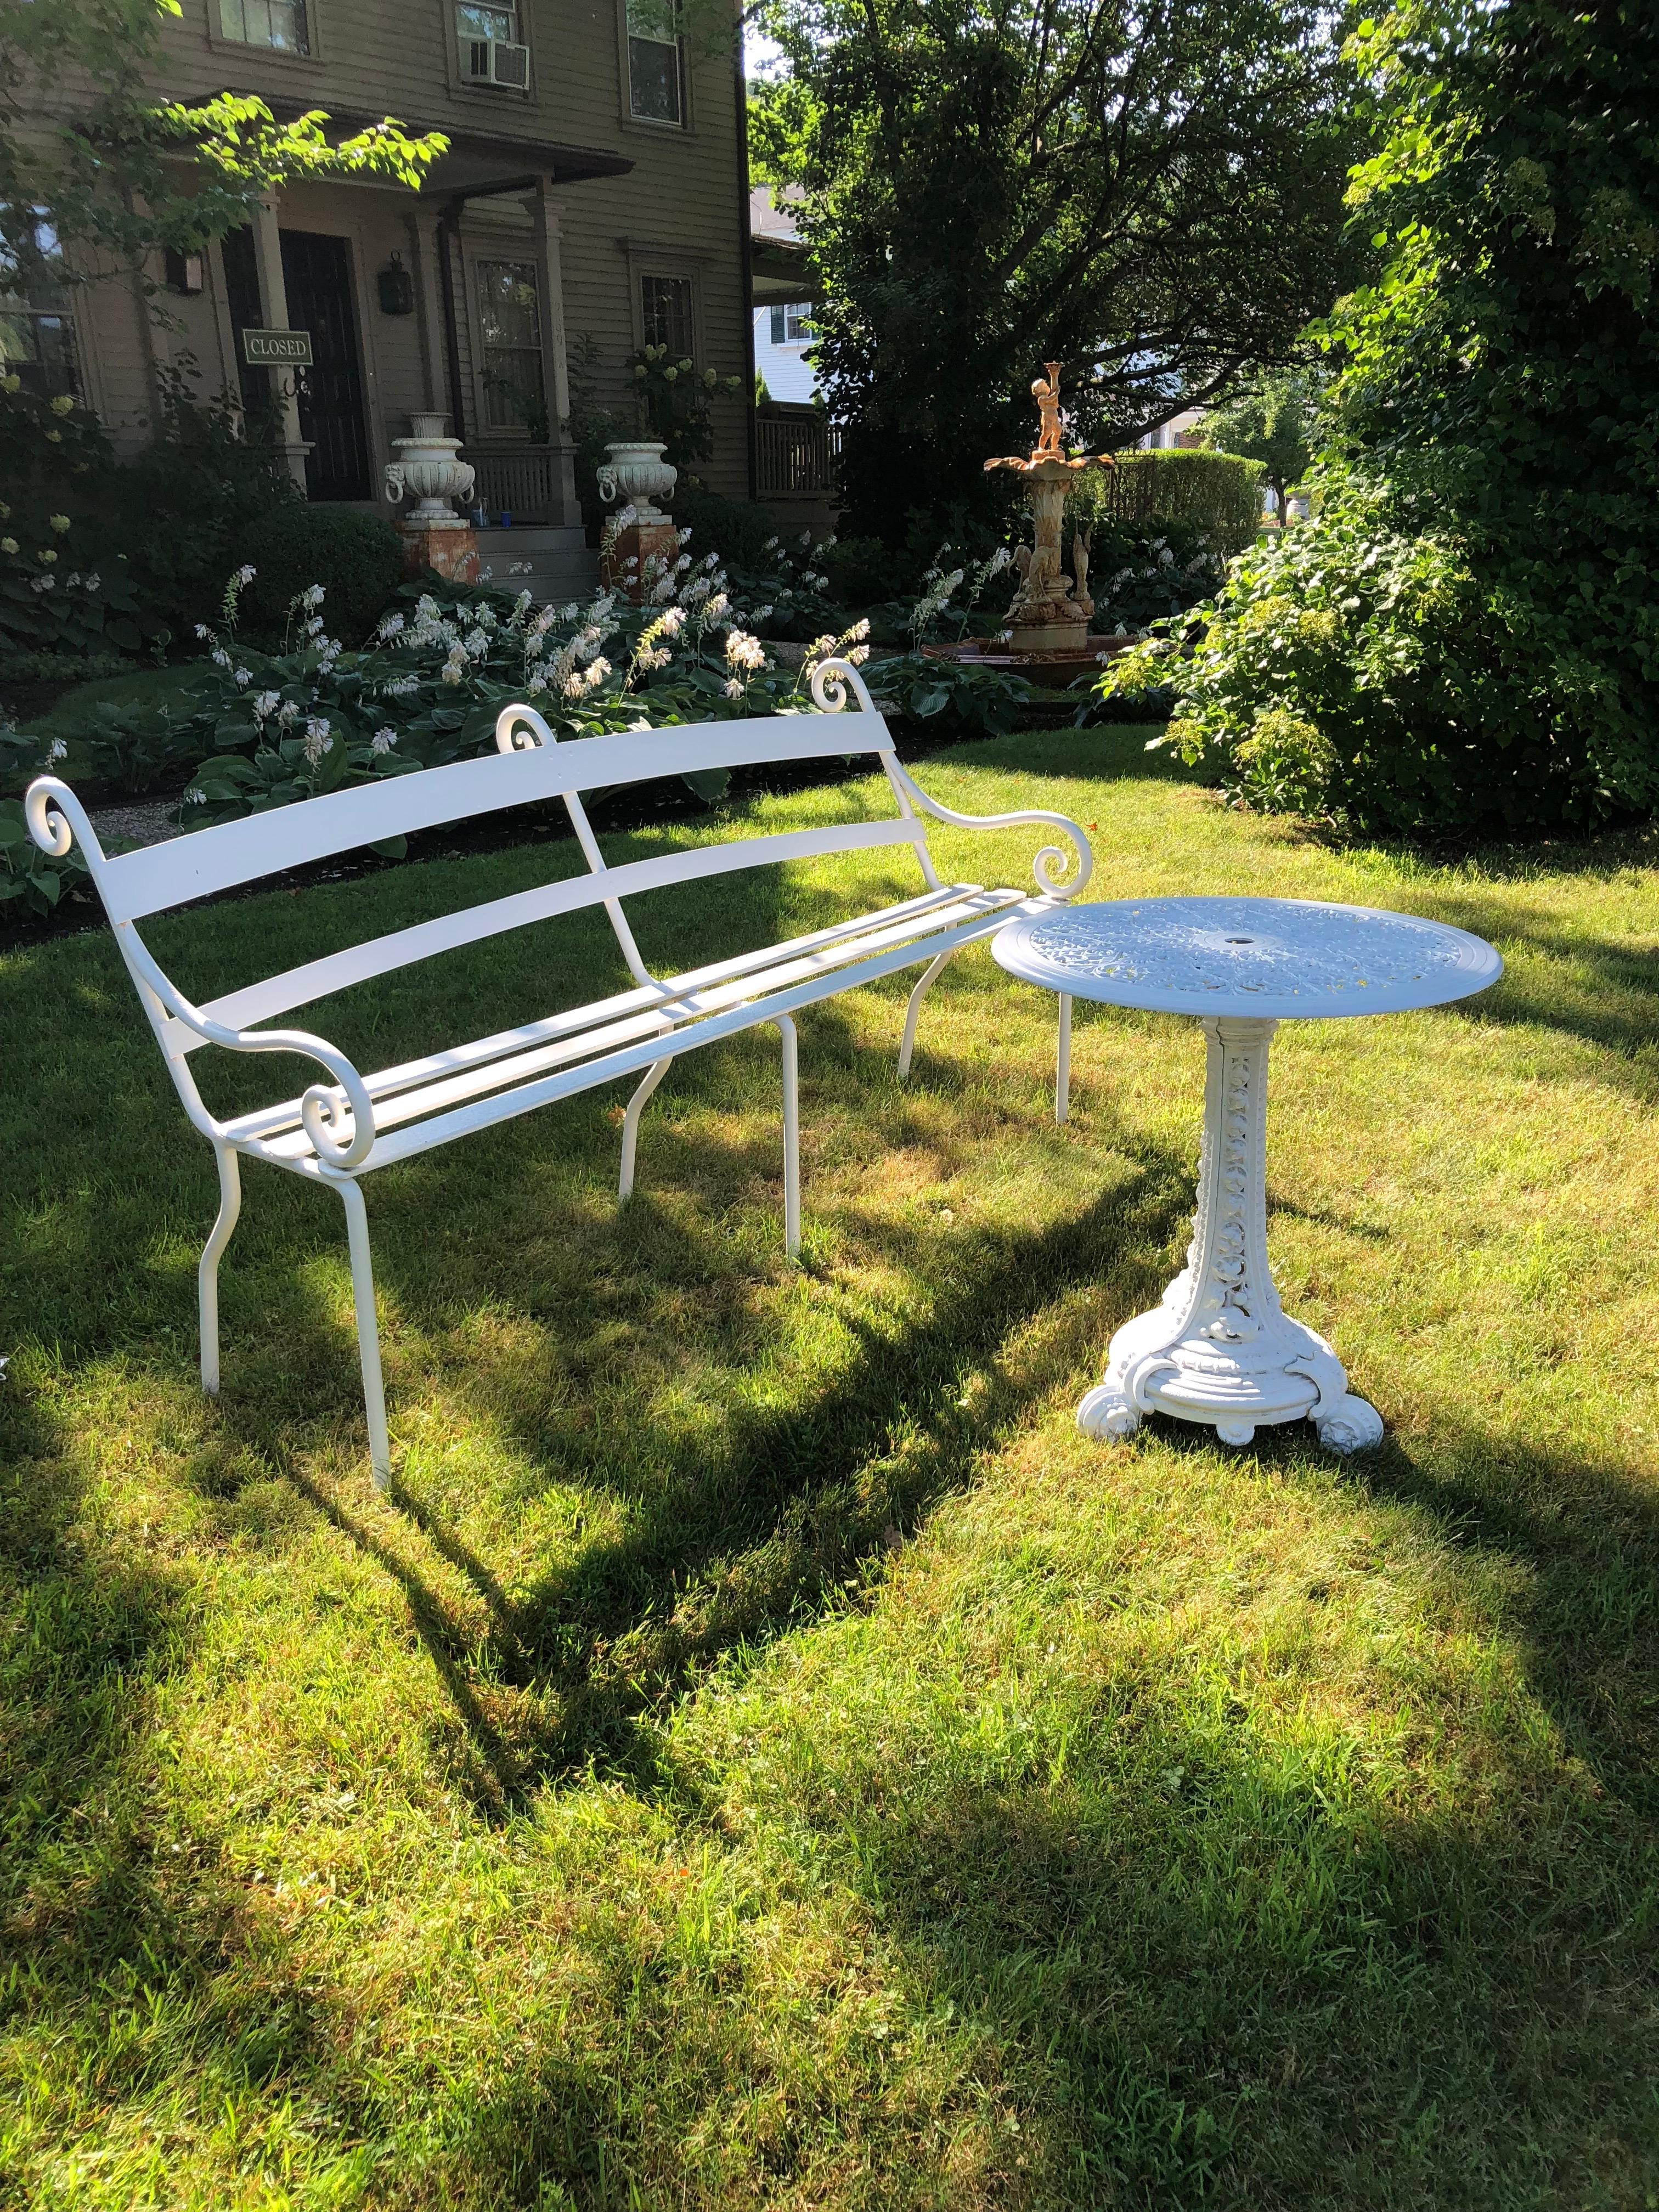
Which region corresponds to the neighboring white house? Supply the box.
[1141,408,1205,449]
[750,186,820,405]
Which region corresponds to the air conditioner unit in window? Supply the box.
[465,37,529,86]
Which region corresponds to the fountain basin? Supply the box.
[922,634,1143,690]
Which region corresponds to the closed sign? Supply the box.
[241,329,313,366]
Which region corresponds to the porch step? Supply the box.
[473,524,597,605]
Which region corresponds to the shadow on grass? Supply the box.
[285,1104,1193,1808]
[1350,1423,1659,1813]
[682,1412,1658,2207]
[0,1391,347,2133]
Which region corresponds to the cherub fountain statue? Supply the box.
[983,363,1113,654]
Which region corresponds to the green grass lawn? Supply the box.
[3,726,1657,2210]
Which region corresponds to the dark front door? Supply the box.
[279,229,371,501]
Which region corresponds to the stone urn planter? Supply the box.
[383,413,476,526]
[383,413,479,584]
[597,439,679,601]
[597,439,677,521]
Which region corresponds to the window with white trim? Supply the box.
[475,259,543,431]
[458,1,518,39]
[768,302,812,344]
[0,213,80,400]
[457,2,529,87]
[218,0,310,53]
[627,0,684,126]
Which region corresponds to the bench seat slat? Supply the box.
[224,887,1028,1162]
[205,882,994,1137]
[100,711,895,923]
[191,816,926,1040]
[352,895,1057,1173]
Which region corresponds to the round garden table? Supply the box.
[993,896,1502,1452]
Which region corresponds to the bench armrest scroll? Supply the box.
[809,657,878,716]
[26,775,109,870]
[885,761,1093,898]
[120,928,376,1169]
[497,704,557,754]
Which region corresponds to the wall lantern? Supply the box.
[377,253,415,316]
[165,250,205,296]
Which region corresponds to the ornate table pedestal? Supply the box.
[1078,1014,1380,1451]
[991,896,1503,1455]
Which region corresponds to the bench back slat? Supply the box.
[98,710,895,923]
[188,816,927,1039]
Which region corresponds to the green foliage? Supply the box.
[754,0,1356,541]
[232,503,405,647]
[1201,368,1322,522]
[0,543,149,660]
[821,534,896,607]
[1096,478,1628,832]
[669,487,787,573]
[1076,521,1231,635]
[0,380,159,659]
[865,650,1032,737]
[624,344,744,469]
[1305,0,1659,830]
[1070,450,1266,556]
[0,648,133,685]
[0,794,88,915]
[100,368,297,642]
[149,558,877,822]
[1,1,445,303]
[1139,0,1659,837]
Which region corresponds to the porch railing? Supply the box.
[462,443,563,524]
[755,404,839,501]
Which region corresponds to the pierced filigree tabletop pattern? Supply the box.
[993,896,1502,1019]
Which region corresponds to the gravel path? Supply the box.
[88,800,184,849]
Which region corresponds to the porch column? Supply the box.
[250,196,311,492]
[524,177,579,527]
[403,208,443,419]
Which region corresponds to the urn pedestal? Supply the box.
[601,519,679,602]
[399,523,479,585]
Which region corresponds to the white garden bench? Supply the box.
[26,660,1092,1488]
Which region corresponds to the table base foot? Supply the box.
[1313,1393,1385,1454]
[1077,1383,1142,1440]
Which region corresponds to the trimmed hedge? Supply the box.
[232,505,407,647]
[1076,449,1266,555]
[669,486,789,572]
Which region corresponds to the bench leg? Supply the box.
[198,1142,242,1395]
[618,1054,673,1203]
[898,948,958,1079]
[774,1014,801,1260]
[1057,992,1072,1125]
[335,1177,392,1492]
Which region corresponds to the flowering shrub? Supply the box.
[721,528,844,642]
[171,556,873,826]
[1081,523,1228,634]
[0,376,160,661]
[1092,479,1594,831]
[624,345,744,468]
